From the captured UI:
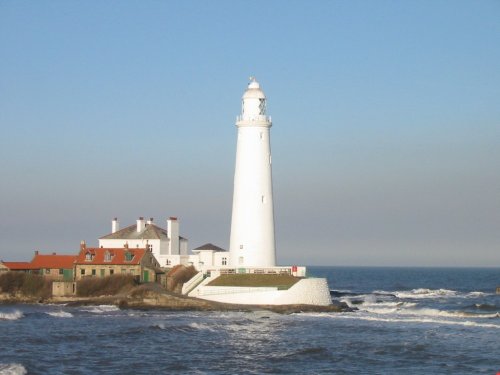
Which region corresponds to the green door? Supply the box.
[63,269,73,281]
[143,270,149,282]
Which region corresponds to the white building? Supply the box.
[189,243,229,269]
[229,77,276,267]
[99,217,189,267]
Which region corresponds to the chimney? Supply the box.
[167,217,180,255]
[52,252,56,255]
[147,217,154,225]
[124,242,129,249]
[34,250,39,256]
[80,240,86,252]
[112,218,119,233]
[136,217,145,232]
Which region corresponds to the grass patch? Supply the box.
[0,272,52,298]
[208,274,300,289]
[76,275,138,297]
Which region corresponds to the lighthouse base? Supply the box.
[188,269,332,306]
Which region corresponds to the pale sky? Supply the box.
[1,1,499,266]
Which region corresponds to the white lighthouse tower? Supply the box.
[229,77,276,267]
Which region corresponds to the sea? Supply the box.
[1,267,499,374]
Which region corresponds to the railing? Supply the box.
[218,267,293,276]
[181,271,204,295]
[236,115,271,123]
[196,286,278,296]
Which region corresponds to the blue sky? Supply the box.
[1,1,499,266]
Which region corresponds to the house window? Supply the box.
[59,269,64,275]
[125,252,133,262]
[92,269,96,276]
[45,269,50,274]
[121,269,126,274]
[104,251,112,262]
[222,257,227,266]
[147,244,153,252]
[110,269,114,275]
[81,269,85,275]
[85,252,92,261]
[166,259,171,266]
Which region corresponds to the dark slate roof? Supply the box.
[100,223,187,241]
[192,243,227,252]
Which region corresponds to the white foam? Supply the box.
[81,305,120,314]
[46,311,73,318]
[0,363,27,375]
[466,291,488,297]
[188,322,216,332]
[394,288,458,299]
[359,303,499,319]
[0,311,23,321]
[337,313,500,329]
[299,312,500,329]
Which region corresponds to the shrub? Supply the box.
[166,265,197,293]
[0,272,52,298]
[76,275,138,297]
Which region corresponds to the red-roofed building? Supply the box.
[1,252,76,280]
[74,242,161,282]
[0,261,33,273]
[30,251,77,280]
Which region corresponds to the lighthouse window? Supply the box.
[222,257,227,266]
[259,98,266,115]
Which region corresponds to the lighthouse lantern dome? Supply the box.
[241,77,267,117]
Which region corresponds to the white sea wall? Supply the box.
[192,278,332,306]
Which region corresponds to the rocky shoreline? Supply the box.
[0,289,353,314]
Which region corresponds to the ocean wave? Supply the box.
[81,305,120,314]
[394,288,458,299]
[360,304,499,319]
[152,322,216,333]
[0,311,24,321]
[466,291,488,297]
[373,289,490,300]
[473,303,498,311]
[0,363,27,375]
[46,311,73,318]
[338,313,500,329]
[188,322,216,332]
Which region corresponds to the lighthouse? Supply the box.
[229,78,276,267]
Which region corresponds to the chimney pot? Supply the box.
[112,218,119,233]
[137,217,145,232]
[35,250,39,255]
[52,252,56,255]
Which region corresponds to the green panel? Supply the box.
[100,269,105,277]
[143,270,149,282]
[63,269,73,281]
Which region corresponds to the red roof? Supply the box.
[75,248,146,265]
[30,254,77,269]
[2,262,34,270]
